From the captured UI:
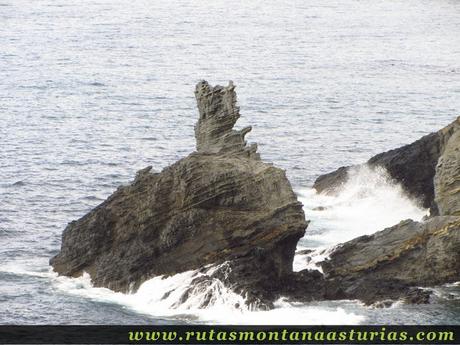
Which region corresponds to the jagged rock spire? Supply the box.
[194,80,259,159]
[50,81,307,304]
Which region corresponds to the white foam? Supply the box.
[431,282,460,301]
[294,165,427,271]
[0,260,54,279]
[210,298,365,325]
[293,247,335,273]
[299,165,427,247]
[51,264,254,322]
[50,269,364,324]
[11,165,430,324]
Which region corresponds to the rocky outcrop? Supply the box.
[320,216,460,304]
[313,117,460,212]
[435,130,460,216]
[311,116,460,305]
[50,81,307,307]
[51,80,459,309]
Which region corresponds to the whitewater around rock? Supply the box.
[50,81,308,309]
[51,81,460,309]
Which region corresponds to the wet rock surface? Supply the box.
[50,81,307,307]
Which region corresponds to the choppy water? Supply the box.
[1,0,460,324]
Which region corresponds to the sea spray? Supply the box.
[51,264,253,320]
[49,267,365,324]
[299,165,427,247]
[1,164,430,324]
[49,165,426,323]
[294,165,427,271]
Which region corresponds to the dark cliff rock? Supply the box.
[313,117,460,212]
[50,81,308,307]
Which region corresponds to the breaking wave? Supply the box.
[295,165,427,271]
[50,268,364,324]
[3,165,431,324]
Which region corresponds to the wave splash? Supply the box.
[5,165,429,324]
[297,165,427,250]
[50,165,426,323]
[52,264,251,322]
[50,267,364,324]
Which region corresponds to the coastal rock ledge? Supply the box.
[50,81,308,308]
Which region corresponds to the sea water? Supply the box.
[1,0,460,324]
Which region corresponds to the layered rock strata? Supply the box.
[51,81,460,308]
[51,81,307,307]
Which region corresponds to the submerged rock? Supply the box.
[313,117,460,212]
[50,81,307,307]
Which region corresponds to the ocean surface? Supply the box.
[1,0,460,324]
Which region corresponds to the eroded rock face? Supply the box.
[435,130,460,216]
[313,117,460,212]
[50,81,307,307]
[322,217,460,285]
[194,81,259,158]
[319,216,460,304]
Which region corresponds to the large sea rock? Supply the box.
[50,81,308,307]
[313,117,460,213]
[51,81,459,308]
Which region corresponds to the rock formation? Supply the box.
[51,80,459,309]
[320,217,460,304]
[194,81,259,158]
[50,81,308,308]
[313,117,460,213]
[435,129,460,216]
[311,116,460,305]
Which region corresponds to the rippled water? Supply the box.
[1,0,460,324]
